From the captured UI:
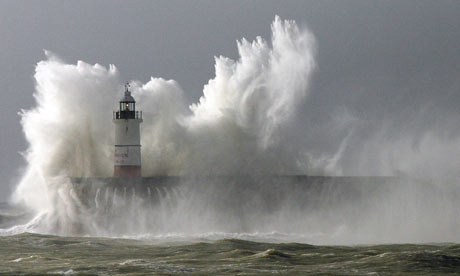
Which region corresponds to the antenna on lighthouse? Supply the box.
[125,82,131,94]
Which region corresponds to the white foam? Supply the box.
[10,16,317,236]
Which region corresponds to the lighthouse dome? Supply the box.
[121,91,135,103]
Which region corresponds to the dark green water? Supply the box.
[1,233,460,275]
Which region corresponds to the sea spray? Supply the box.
[10,16,318,235]
[187,16,315,174]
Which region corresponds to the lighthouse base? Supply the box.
[113,166,141,178]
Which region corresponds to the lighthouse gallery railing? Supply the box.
[113,110,142,120]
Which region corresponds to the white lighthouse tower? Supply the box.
[113,83,143,178]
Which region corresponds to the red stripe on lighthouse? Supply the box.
[114,166,141,178]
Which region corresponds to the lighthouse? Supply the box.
[113,83,143,178]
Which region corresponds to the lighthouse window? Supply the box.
[120,102,135,111]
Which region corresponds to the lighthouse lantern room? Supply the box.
[113,83,143,178]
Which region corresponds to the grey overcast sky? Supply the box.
[0,1,459,200]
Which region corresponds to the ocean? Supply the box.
[1,232,460,275]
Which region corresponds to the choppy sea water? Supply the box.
[0,233,459,275]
